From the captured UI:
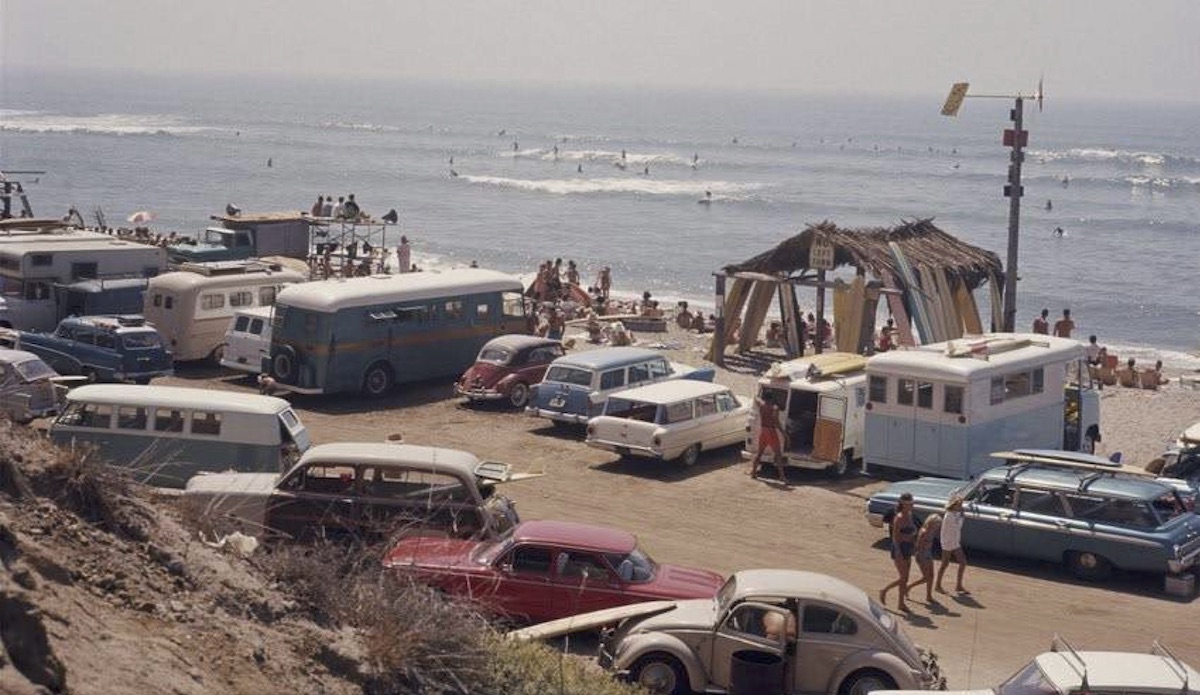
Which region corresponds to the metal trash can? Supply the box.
[730,649,784,695]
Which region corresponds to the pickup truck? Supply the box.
[8,315,174,384]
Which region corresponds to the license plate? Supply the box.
[549,397,565,408]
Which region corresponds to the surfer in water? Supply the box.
[699,190,712,205]
[577,163,583,173]
[1045,199,1052,211]
[1054,226,1064,237]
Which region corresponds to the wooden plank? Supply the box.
[881,273,916,347]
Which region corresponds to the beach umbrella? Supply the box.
[127,210,156,224]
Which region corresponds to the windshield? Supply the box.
[998,661,1058,695]
[715,575,738,614]
[473,528,516,565]
[13,357,55,381]
[603,546,657,582]
[544,365,592,386]
[121,331,163,349]
[477,347,513,365]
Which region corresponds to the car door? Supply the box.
[490,544,556,622]
[707,602,789,690]
[712,391,746,447]
[962,480,1017,555]
[1010,487,1073,562]
[792,602,865,694]
[549,549,622,618]
[265,464,360,541]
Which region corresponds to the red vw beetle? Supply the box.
[455,335,565,408]
[383,519,724,623]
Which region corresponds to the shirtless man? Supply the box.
[1032,308,1049,335]
[1053,309,1075,338]
[750,394,787,481]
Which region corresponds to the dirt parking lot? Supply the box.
[164,364,1199,689]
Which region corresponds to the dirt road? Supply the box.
[165,362,1198,690]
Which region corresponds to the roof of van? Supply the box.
[0,237,165,255]
[298,442,481,476]
[550,346,663,369]
[867,333,1084,381]
[609,379,733,403]
[64,384,294,415]
[276,269,523,311]
[147,266,307,291]
[230,305,275,318]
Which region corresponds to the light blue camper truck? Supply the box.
[527,346,716,427]
[50,384,311,488]
[863,333,1100,479]
[266,269,526,396]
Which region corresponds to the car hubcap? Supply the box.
[510,384,529,406]
[850,677,887,695]
[367,370,387,394]
[1080,553,1098,569]
[639,663,675,692]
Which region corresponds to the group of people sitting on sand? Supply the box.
[1085,335,1169,389]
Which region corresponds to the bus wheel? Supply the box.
[362,362,394,397]
[209,343,226,366]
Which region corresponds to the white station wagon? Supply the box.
[586,380,751,467]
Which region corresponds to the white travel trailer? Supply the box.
[863,333,1100,479]
[142,260,305,362]
[0,227,165,331]
[745,352,868,477]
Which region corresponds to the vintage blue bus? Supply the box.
[266,269,526,396]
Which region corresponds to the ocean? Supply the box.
[2,69,1198,365]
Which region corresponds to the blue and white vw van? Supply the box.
[527,347,715,426]
[50,384,311,488]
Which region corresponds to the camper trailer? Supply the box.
[863,333,1100,479]
[745,352,868,477]
[0,228,165,331]
[142,260,305,362]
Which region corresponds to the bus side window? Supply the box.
[476,303,490,321]
[191,411,222,436]
[444,300,463,321]
[117,406,148,430]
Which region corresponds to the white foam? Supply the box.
[459,174,763,198]
[1106,343,1200,372]
[1029,147,1168,167]
[504,148,689,166]
[0,112,213,136]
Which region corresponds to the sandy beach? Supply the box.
[150,320,1200,689]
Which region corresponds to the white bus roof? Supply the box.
[147,266,306,292]
[0,238,163,255]
[609,380,734,404]
[0,229,113,244]
[277,269,523,312]
[867,333,1083,382]
[64,384,294,415]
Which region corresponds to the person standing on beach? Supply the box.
[1053,309,1075,338]
[880,493,917,612]
[396,236,412,274]
[936,497,969,594]
[597,266,612,300]
[749,393,787,481]
[1032,308,1049,335]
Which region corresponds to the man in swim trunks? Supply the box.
[750,393,787,481]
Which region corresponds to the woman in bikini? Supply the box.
[880,492,917,612]
[906,513,942,603]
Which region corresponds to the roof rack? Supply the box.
[1151,641,1190,694]
[177,259,284,276]
[1050,634,1089,691]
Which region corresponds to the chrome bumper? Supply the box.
[456,385,504,400]
[528,407,588,424]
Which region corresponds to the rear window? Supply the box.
[544,365,592,386]
[233,316,250,332]
[122,332,162,349]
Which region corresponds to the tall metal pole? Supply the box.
[1002,97,1025,332]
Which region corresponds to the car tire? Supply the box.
[210,343,226,366]
[1066,550,1113,581]
[272,345,297,382]
[630,653,689,695]
[362,362,394,397]
[828,451,854,478]
[678,443,701,468]
[839,669,896,695]
[507,382,530,409]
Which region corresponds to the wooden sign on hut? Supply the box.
[709,219,1004,364]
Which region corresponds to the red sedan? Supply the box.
[455,335,565,409]
[383,519,724,623]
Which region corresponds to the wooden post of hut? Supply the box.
[712,274,726,366]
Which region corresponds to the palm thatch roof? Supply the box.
[723,218,1003,290]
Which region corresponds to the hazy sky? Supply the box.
[4,0,1198,101]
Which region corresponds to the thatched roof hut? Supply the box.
[711,219,1004,361]
[724,218,1002,291]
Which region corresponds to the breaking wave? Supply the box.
[1029,147,1199,169]
[502,148,692,167]
[458,175,764,199]
[0,112,215,137]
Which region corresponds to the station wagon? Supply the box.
[14,314,173,384]
[183,443,532,542]
[865,454,1200,586]
[586,380,750,466]
[528,347,716,427]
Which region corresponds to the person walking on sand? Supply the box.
[1032,308,1049,335]
[936,496,969,594]
[880,493,917,612]
[597,266,612,300]
[1053,308,1075,338]
[906,513,942,603]
[749,393,787,481]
